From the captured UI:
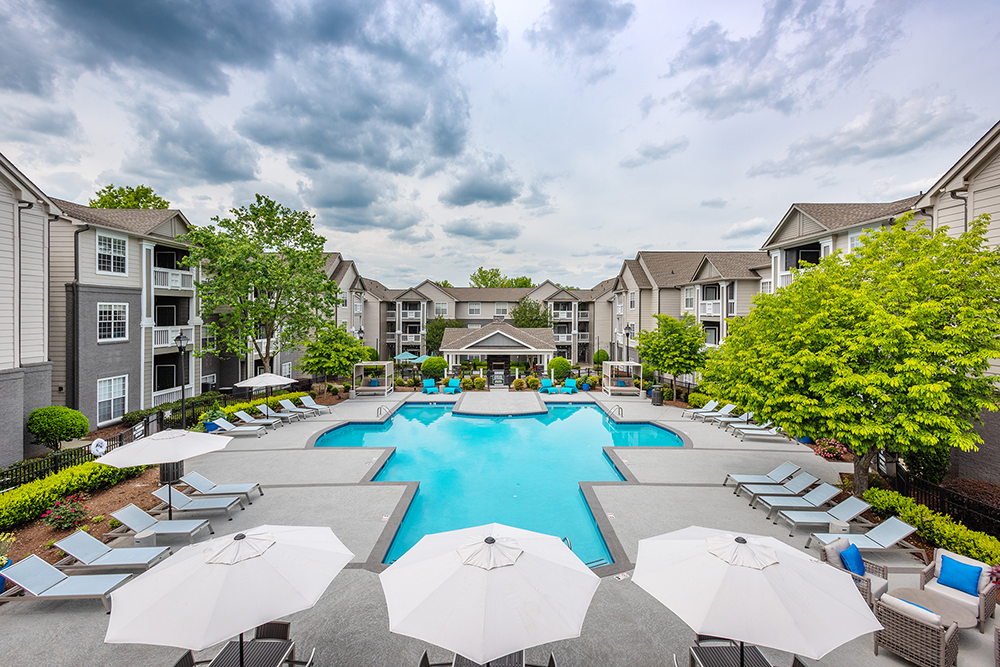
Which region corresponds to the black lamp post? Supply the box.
[174,332,189,429]
[623,324,634,361]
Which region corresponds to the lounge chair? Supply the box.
[723,461,800,493]
[180,471,263,505]
[692,403,736,422]
[234,410,282,429]
[422,379,439,394]
[560,379,578,394]
[725,419,772,434]
[300,395,332,414]
[920,548,997,632]
[152,486,244,521]
[212,418,265,438]
[539,379,555,394]
[680,400,718,418]
[54,529,170,573]
[279,398,316,417]
[775,495,871,536]
[712,411,752,428]
[805,516,926,562]
[737,472,818,505]
[108,504,213,545]
[732,424,787,442]
[754,482,840,519]
[0,554,131,612]
[259,404,302,423]
[255,620,291,640]
[442,379,462,395]
[821,537,888,606]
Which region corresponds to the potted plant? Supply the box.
[202,402,227,432]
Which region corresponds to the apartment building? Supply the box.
[0,153,58,466]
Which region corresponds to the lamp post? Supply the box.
[174,332,189,429]
[623,324,634,362]
[167,332,189,521]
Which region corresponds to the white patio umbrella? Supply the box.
[632,526,881,663]
[380,523,601,665]
[97,429,232,519]
[234,373,295,389]
[106,525,354,665]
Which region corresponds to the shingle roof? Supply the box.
[795,196,919,230]
[358,277,394,300]
[438,287,534,302]
[53,198,184,237]
[329,258,354,285]
[569,276,616,301]
[440,321,555,351]
[634,252,709,288]
[700,252,771,280]
[623,259,653,288]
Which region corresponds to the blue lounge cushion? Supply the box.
[370,379,379,387]
[840,543,865,576]
[617,380,626,387]
[938,554,983,596]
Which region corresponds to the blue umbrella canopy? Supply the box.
[413,355,430,364]
[394,352,418,361]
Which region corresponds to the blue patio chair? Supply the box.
[422,379,439,394]
[539,379,553,393]
[443,379,462,395]
[560,379,578,394]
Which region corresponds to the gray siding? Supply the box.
[0,188,15,369]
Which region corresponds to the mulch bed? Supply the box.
[836,473,935,563]
[943,478,1000,509]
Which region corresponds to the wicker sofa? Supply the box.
[920,548,997,633]
[874,597,959,667]
[820,537,889,606]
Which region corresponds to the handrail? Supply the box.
[562,537,572,550]
[609,404,623,417]
[376,405,390,417]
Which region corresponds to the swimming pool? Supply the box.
[314,404,683,566]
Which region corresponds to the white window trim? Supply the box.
[683,287,694,310]
[629,291,636,310]
[96,231,129,277]
[97,302,129,342]
[759,280,772,295]
[97,374,128,426]
[434,302,448,317]
[495,302,508,316]
[201,374,217,385]
[280,362,292,377]
[468,302,481,316]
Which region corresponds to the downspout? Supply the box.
[919,208,934,232]
[950,191,969,232]
[68,224,90,408]
[16,202,33,365]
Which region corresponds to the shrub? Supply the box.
[814,438,849,461]
[327,385,339,396]
[92,515,105,523]
[687,392,711,408]
[342,384,351,394]
[421,357,448,379]
[0,462,144,530]
[198,391,309,426]
[26,406,90,450]
[407,377,418,388]
[41,494,89,530]
[108,518,122,529]
[526,377,541,390]
[547,357,572,380]
[460,378,474,391]
[361,346,379,362]
[201,401,227,424]
[904,446,952,484]
[512,378,526,391]
[593,349,609,366]
[473,377,487,390]
[864,488,1000,565]
[394,377,405,386]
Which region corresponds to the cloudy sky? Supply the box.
[3,0,999,289]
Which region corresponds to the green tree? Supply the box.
[555,282,580,290]
[90,184,169,209]
[704,214,1000,496]
[180,195,341,373]
[421,356,449,379]
[26,407,89,450]
[437,279,455,288]
[509,296,552,328]
[469,267,536,288]
[507,275,535,288]
[547,356,572,380]
[593,349,609,367]
[636,313,707,401]
[425,317,465,353]
[360,346,379,362]
[298,324,366,377]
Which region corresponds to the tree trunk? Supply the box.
[672,376,677,401]
[852,445,879,497]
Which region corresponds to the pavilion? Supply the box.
[439,322,557,380]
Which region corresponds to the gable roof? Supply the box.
[437,287,533,302]
[571,277,616,301]
[53,197,191,238]
[622,259,653,288]
[916,118,1000,209]
[440,321,555,351]
[393,287,429,301]
[634,251,710,288]
[694,252,771,281]
[0,152,62,214]
[543,287,579,301]
[761,196,918,250]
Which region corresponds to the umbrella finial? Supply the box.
[484,537,496,544]
[735,536,747,544]
[235,534,246,541]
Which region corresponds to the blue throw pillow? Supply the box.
[617,380,626,387]
[938,555,982,597]
[840,544,866,576]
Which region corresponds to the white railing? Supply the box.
[151,383,195,406]
[400,333,421,343]
[553,334,573,343]
[153,325,195,348]
[553,311,573,320]
[578,311,589,319]
[386,311,396,319]
[699,300,722,316]
[778,272,794,288]
[153,268,194,290]
[401,310,421,319]
[616,333,623,344]
[616,306,624,315]
[577,332,590,342]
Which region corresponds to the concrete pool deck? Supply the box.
[0,392,993,667]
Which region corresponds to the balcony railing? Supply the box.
[699,300,722,316]
[400,333,421,343]
[553,334,573,343]
[577,332,590,342]
[152,383,195,407]
[552,311,573,320]
[578,311,589,319]
[386,311,396,320]
[153,268,194,290]
[616,306,624,315]
[778,272,794,288]
[401,310,421,319]
[153,325,195,348]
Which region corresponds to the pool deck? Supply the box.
[0,392,993,667]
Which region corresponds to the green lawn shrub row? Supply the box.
[197,391,311,426]
[687,392,711,408]
[863,488,1000,565]
[0,462,145,530]
[121,391,223,427]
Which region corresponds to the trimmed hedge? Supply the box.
[863,488,1000,565]
[0,462,145,530]
[26,406,90,449]
[198,391,310,426]
[122,391,223,427]
[687,392,711,408]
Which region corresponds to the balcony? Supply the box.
[400,333,422,343]
[401,310,421,319]
[577,332,590,342]
[152,383,196,407]
[153,268,194,290]
[386,311,396,320]
[699,300,722,316]
[552,311,573,320]
[553,334,573,343]
[153,325,195,348]
[578,311,589,320]
[616,305,624,315]
[778,272,794,288]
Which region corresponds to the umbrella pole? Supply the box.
[167,481,173,521]
[240,632,244,667]
[740,641,744,667]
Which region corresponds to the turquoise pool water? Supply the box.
[314,404,683,565]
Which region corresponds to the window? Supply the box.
[281,362,292,377]
[435,302,448,317]
[849,233,862,251]
[97,375,127,424]
[201,374,217,385]
[704,327,719,346]
[468,302,481,316]
[354,300,363,313]
[97,303,128,341]
[201,334,216,351]
[495,302,508,316]
[703,284,719,301]
[683,287,694,309]
[759,280,772,295]
[467,324,481,329]
[97,233,127,274]
[629,291,636,310]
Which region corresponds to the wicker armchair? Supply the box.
[820,538,889,606]
[874,599,959,667]
[995,626,999,667]
[920,548,997,633]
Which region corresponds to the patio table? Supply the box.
[207,639,295,667]
[689,644,772,667]
[453,650,524,666]
[892,588,978,630]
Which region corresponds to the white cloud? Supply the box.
[720,217,770,240]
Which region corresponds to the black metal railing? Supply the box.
[892,465,1000,538]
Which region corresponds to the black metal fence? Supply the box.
[891,463,1000,538]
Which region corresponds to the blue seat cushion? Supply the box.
[938,555,983,597]
[840,543,865,576]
